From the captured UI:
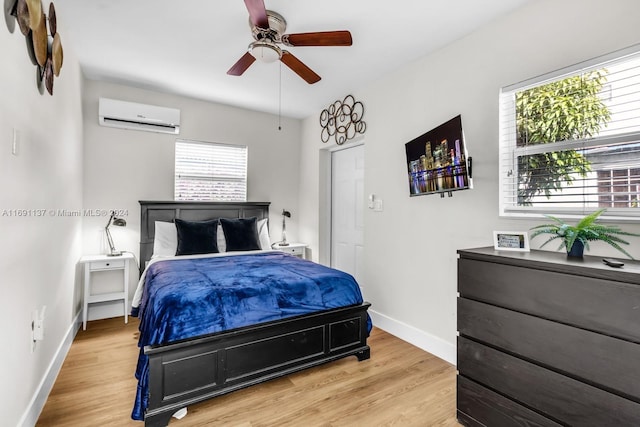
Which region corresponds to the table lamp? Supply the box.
[281,209,291,246]
[105,212,127,256]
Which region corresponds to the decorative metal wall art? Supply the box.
[319,95,366,145]
[6,0,64,96]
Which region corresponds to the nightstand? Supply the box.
[272,242,308,259]
[79,253,134,330]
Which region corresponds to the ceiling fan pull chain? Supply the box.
[278,60,282,131]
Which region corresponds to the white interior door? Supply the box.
[331,144,365,285]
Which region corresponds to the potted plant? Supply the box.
[529,209,639,259]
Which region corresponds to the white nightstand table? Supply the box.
[79,253,134,330]
[272,242,308,259]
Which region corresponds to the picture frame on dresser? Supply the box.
[493,231,530,252]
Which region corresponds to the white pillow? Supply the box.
[152,221,178,257]
[258,218,271,249]
[153,218,271,256]
[217,223,226,252]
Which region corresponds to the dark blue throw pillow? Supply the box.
[220,217,261,251]
[175,218,219,256]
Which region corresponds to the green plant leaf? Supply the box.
[529,209,638,259]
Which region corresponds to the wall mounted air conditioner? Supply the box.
[98,98,181,134]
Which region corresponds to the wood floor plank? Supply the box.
[37,317,459,426]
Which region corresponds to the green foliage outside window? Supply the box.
[516,70,611,205]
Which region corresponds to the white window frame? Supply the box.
[175,139,248,202]
[499,44,640,221]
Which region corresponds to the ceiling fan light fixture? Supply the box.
[250,41,281,63]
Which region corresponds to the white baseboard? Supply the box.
[369,309,456,365]
[19,311,81,427]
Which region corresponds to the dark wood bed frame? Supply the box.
[138,201,371,427]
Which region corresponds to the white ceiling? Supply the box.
[54,0,530,119]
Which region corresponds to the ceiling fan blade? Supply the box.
[227,52,256,76]
[282,31,352,47]
[244,0,269,29]
[281,51,321,84]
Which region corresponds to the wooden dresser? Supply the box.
[456,247,640,426]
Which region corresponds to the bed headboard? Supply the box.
[139,200,270,275]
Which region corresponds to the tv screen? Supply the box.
[405,115,472,197]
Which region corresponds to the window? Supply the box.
[597,168,640,208]
[175,139,248,201]
[499,45,640,218]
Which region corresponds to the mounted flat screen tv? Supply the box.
[405,115,472,197]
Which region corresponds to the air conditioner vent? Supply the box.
[98,98,181,135]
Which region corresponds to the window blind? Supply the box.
[499,44,640,218]
[175,139,248,201]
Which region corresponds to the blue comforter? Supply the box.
[131,251,367,420]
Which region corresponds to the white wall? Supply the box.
[0,14,84,427]
[81,80,303,317]
[299,0,640,363]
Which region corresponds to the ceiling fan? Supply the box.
[227,0,352,84]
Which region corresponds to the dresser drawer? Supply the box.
[278,246,304,256]
[458,258,640,342]
[457,376,560,427]
[89,259,125,271]
[458,337,640,426]
[458,297,640,399]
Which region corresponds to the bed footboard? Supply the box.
[144,302,371,427]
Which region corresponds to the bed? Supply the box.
[133,201,371,426]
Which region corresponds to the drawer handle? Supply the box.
[106,263,110,266]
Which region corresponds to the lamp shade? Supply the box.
[250,42,281,63]
[112,217,126,227]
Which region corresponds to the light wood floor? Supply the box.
[37,317,459,426]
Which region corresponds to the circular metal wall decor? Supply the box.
[319,94,366,145]
[6,0,64,96]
